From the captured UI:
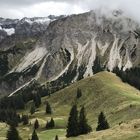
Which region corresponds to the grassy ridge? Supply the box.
[48,71,140,126]
[1,71,140,140]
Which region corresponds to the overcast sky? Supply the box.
[0,0,140,20]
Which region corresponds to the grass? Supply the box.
[2,71,140,140]
[47,72,140,127]
[0,123,8,140]
[38,129,65,139]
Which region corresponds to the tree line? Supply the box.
[113,67,140,90]
[5,88,110,140]
[6,105,109,140]
[0,92,42,123]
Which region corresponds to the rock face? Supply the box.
[0,16,64,44]
[0,11,140,96]
[37,11,140,79]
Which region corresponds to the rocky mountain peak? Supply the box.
[0,11,140,96]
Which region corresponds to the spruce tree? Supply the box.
[6,125,21,140]
[17,114,21,123]
[22,115,29,125]
[15,95,25,109]
[55,135,59,140]
[66,104,79,137]
[46,101,52,114]
[31,130,39,140]
[45,118,55,129]
[33,93,41,108]
[30,103,36,115]
[76,88,82,99]
[7,109,19,127]
[37,93,41,106]
[79,107,92,134]
[49,118,55,128]
[45,121,49,129]
[34,119,39,130]
[92,56,103,74]
[96,112,110,131]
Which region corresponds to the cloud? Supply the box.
[0,0,140,22]
[0,1,86,18]
[0,0,46,7]
[79,0,140,18]
[19,2,85,18]
[0,0,77,7]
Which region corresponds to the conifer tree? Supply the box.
[31,130,39,140]
[22,115,29,125]
[37,93,41,106]
[96,112,109,131]
[46,101,52,114]
[10,115,19,127]
[55,135,59,140]
[79,107,92,134]
[17,114,21,123]
[30,103,36,115]
[76,88,82,99]
[92,56,103,74]
[15,95,25,109]
[34,119,39,130]
[66,104,79,137]
[45,121,49,129]
[6,125,21,140]
[49,118,55,128]
[33,93,41,108]
[7,109,19,127]
[45,118,55,129]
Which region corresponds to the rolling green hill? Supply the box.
[1,71,140,140]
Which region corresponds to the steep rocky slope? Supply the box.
[0,11,140,96]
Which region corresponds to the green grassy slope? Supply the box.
[48,71,140,127]
[1,71,140,140]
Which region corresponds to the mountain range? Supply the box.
[0,10,140,97]
[0,10,140,140]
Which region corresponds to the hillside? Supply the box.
[0,11,140,97]
[1,71,140,140]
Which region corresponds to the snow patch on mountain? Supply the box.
[35,18,52,24]
[23,17,55,25]
[0,27,15,36]
[3,28,15,36]
[23,18,33,24]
